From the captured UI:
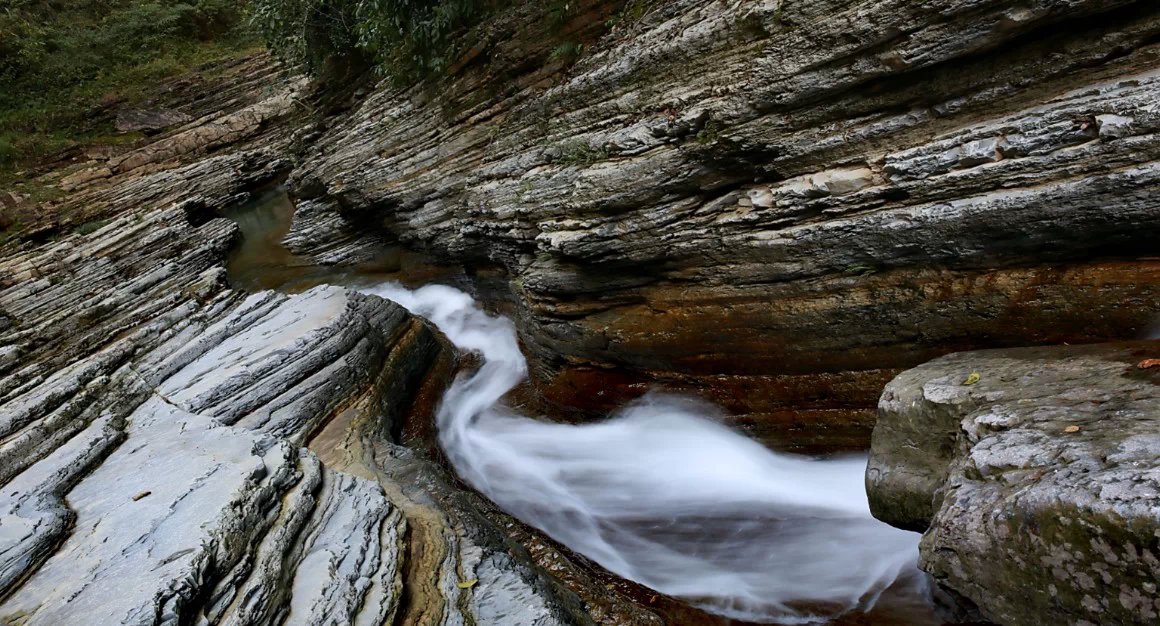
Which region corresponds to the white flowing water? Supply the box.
[358,282,929,624]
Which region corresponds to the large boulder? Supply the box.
[867,341,1160,626]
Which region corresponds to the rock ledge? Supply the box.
[867,341,1160,626]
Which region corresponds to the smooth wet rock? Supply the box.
[867,341,1160,626]
[0,273,585,625]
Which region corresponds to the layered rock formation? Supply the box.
[0,66,650,625]
[866,341,1160,626]
[3,1,1159,623]
[286,0,1160,449]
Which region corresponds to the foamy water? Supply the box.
[358,282,929,624]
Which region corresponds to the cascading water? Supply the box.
[357,282,930,624]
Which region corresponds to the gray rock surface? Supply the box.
[867,341,1160,626]
[0,70,596,625]
[5,2,1159,621]
[280,198,394,267]
[115,109,194,134]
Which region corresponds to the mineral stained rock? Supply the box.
[867,341,1160,626]
[285,0,1160,449]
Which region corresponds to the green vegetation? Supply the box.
[549,41,582,63]
[1,0,623,183]
[695,119,723,145]
[557,140,610,166]
[0,0,257,173]
[74,218,109,236]
[251,0,496,83]
[844,264,878,277]
[606,0,660,31]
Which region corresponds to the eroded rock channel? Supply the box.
[1,0,1158,624]
[218,186,945,625]
[0,159,937,624]
[0,179,589,624]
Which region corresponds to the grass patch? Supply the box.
[556,140,610,166]
[0,0,257,177]
[73,219,110,236]
[549,41,583,63]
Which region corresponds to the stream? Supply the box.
[228,189,940,625]
[357,282,932,624]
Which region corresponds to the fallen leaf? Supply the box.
[456,579,478,589]
[1064,425,1081,434]
[1137,359,1160,370]
[132,491,152,501]
[962,372,981,386]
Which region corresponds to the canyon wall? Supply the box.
[288,0,1160,450]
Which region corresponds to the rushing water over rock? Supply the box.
[357,282,931,624]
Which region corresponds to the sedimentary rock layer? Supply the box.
[0,75,603,625]
[287,0,1160,447]
[866,341,1160,626]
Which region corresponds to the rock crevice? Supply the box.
[0,74,602,624]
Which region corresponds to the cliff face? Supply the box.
[288,0,1160,450]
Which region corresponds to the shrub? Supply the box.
[191,0,244,39]
[0,138,19,168]
[251,0,495,83]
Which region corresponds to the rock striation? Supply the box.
[3,1,1160,622]
[285,0,1160,449]
[867,341,1160,626]
[0,64,622,625]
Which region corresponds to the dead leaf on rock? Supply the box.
[1136,359,1160,370]
[962,372,981,386]
[1064,425,1081,434]
[457,579,478,589]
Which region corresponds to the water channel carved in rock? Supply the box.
[1,1,1158,624]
